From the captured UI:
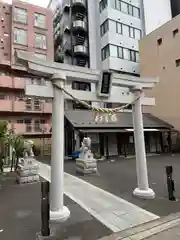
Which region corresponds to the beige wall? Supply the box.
[140,14,180,130]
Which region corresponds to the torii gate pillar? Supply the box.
[50,73,70,222]
[132,86,155,199]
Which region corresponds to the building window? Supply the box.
[123,48,130,60]
[130,49,139,62]
[111,0,116,8]
[122,24,129,37]
[103,44,139,62]
[136,52,140,62]
[117,46,123,58]
[157,38,162,45]
[34,53,47,60]
[34,13,46,28]
[17,119,24,124]
[101,45,110,61]
[133,6,140,18]
[113,1,140,19]
[175,59,180,67]
[14,28,27,45]
[40,119,47,124]
[72,82,91,109]
[109,45,118,57]
[34,120,41,132]
[35,33,46,49]
[34,98,41,111]
[135,29,141,40]
[101,18,141,39]
[116,22,122,34]
[105,103,113,108]
[120,1,128,14]
[100,20,109,36]
[129,26,135,38]
[25,98,32,110]
[116,0,121,10]
[72,81,91,91]
[173,28,179,37]
[99,0,107,13]
[16,92,25,101]
[128,4,133,15]
[24,119,31,124]
[130,50,136,62]
[0,92,6,100]
[13,7,27,24]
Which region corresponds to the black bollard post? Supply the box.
[166,166,176,201]
[41,181,50,236]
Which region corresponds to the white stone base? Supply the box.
[16,174,39,184]
[133,188,155,199]
[76,158,98,175]
[50,206,70,223]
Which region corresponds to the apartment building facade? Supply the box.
[51,0,142,74]
[0,0,53,139]
[139,14,180,132]
[50,0,178,74]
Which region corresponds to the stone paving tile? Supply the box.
[37,161,159,233]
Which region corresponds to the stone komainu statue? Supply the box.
[76,137,97,175]
[79,137,91,156]
[23,140,35,157]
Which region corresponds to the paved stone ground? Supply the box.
[38,161,158,233]
[64,154,180,217]
[0,173,111,240]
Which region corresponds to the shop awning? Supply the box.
[65,110,173,130]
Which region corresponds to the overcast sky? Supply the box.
[2,0,51,7]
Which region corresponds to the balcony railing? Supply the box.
[0,76,25,89]
[74,45,88,55]
[13,101,43,112]
[0,76,12,88]
[0,76,48,90]
[43,102,52,113]
[12,124,51,135]
[0,99,52,113]
[72,20,87,31]
[0,99,13,111]
[13,77,25,89]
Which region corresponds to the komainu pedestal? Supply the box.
[76,137,98,175]
[16,157,39,184]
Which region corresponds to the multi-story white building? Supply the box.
[100,0,141,75]
[49,0,176,73]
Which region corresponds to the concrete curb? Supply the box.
[98,212,180,240]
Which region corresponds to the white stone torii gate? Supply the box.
[16,51,158,222]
